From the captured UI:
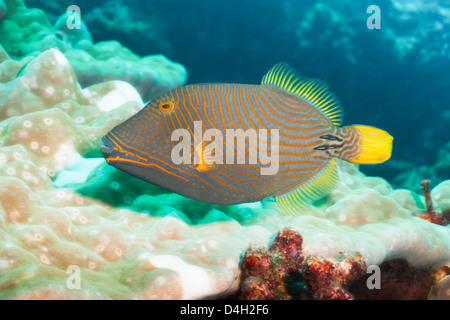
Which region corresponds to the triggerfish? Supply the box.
[101,63,393,214]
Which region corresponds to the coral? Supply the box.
[432,180,450,219]
[413,180,449,226]
[390,139,450,192]
[292,0,450,64]
[0,182,248,299]
[350,259,450,300]
[239,229,304,300]
[65,41,185,102]
[0,43,272,297]
[429,271,450,300]
[60,159,450,300]
[283,0,450,185]
[25,0,172,57]
[239,228,447,300]
[0,0,186,101]
[0,6,450,299]
[302,252,366,300]
[82,0,172,56]
[0,47,143,177]
[1,54,449,299]
[53,11,93,47]
[0,0,57,56]
[239,229,365,300]
[0,45,32,82]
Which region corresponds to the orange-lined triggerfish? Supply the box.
[101,63,393,214]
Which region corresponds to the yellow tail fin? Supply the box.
[350,125,393,164]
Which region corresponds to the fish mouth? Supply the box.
[100,135,114,158]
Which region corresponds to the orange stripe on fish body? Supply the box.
[101,62,393,214]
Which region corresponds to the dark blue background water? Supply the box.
[27,0,450,188]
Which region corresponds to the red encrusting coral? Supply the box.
[239,229,304,300]
[239,228,366,300]
[302,252,366,300]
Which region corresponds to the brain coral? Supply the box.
[0,19,449,300]
[0,0,187,101]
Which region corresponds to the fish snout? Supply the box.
[100,135,114,158]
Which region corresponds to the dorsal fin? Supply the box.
[275,159,339,215]
[261,62,344,127]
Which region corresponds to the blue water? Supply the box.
[27,0,450,190]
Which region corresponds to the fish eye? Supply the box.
[159,101,174,112]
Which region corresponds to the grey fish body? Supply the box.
[102,63,393,212]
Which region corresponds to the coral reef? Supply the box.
[0,185,247,299]
[81,0,173,57]
[302,252,366,300]
[239,229,365,300]
[25,0,172,58]
[75,155,450,271]
[21,0,450,187]
[0,0,186,101]
[0,46,143,176]
[350,259,450,300]
[429,271,450,300]
[388,137,450,193]
[239,229,448,300]
[284,0,450,187]
[239,229,304,300]
[0,44,449,299]
[290,0,450,65]
[0,1,449,300]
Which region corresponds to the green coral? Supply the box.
[53,10,93,47]
[0,0,186,101]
